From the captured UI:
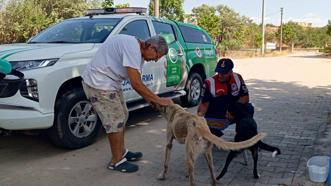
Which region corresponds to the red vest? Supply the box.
[205,72,241,97]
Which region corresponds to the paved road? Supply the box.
[1,52,330,186]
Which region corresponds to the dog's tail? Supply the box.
[202,130,267,151]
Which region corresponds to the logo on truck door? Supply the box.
[122,74,154,92]
[195,47,202,58]
[168,48,178,64]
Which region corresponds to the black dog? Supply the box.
[216,102,281,180]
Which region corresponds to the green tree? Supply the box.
[327,20,331,36]
[302,27,330,48]
[35,0,88,20]
[265,25,278,43]
[245,22,261,49]
[216,5,247,55]
[192,4,219,41]
[87,0,128,9]
[278,21,304,52]
[115,3,129,8]
[102,0,113,8]
[0,0,50,43]
[0,0,89,44]
[88,0,103,9]
[148,0,184,21]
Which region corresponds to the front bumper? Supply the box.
[0,104,54,130]
[0,66,60,130]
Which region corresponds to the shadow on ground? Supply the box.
[289,54,331,59]
[0,106,161,164]
[196,79,331,185]
[0,79,330,186]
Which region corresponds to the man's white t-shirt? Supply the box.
[82,34,144,91]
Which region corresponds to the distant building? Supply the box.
[294,22,312,27]
[184,14,198,25]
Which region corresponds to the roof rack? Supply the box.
[86,7,147,17]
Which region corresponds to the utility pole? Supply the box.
[261,0,266,56]
[154,0,159,18]
[280,7,283,52]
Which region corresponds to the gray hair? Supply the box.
[145,35,169,55]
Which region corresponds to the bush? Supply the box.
[0,0,88,44]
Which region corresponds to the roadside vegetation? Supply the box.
[1,0,330,56]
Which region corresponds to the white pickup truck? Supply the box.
[0,8,217,148]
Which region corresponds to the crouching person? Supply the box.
[197,58,254,136]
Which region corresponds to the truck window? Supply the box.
[152,21,176,44]
[179,25,212,44]
[29,18,121,43]
[119,20,150,40]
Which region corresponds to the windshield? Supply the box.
[29,18,121,43]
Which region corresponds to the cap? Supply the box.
[215,58,234,73]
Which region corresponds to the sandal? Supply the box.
[123,149,143,161]
[107,158,139,173]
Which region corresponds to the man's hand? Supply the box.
[155,98,173,107]
[238,95,249,104]
[197,101,209,117]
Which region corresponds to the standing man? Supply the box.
[82,34,173,173]
[197,58,252,136]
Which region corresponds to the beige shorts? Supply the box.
[82,81,128,133]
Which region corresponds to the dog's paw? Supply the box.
[157,173,166,180]
[254,173,260,179]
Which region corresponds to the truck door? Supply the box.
[152,20,186,91]
[117,19,158,102]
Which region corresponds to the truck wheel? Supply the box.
[48,88,101,149]
[180,72,203,107]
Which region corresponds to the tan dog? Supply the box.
[157,104,266,186]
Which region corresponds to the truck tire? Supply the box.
[48,88,101,149]
[180,72,203,107]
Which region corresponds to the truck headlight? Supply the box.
[10,58,58,71]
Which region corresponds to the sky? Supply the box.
[114,0,331,27]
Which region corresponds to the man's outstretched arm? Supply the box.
[127,67,173,106]
[197,101,209,117]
